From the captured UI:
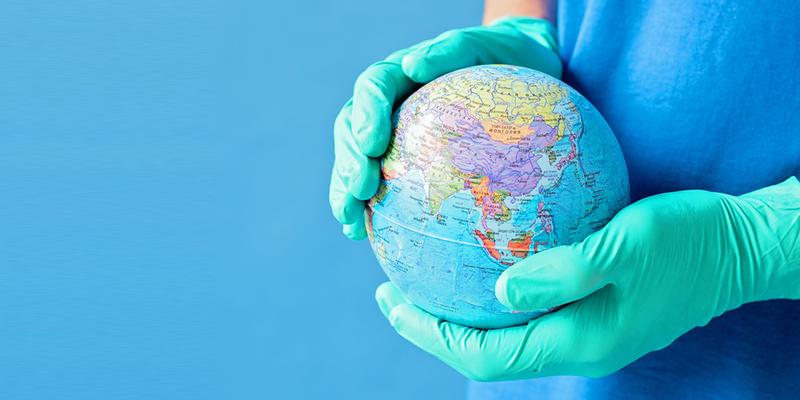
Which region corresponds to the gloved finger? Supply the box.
[401,26,562,84]
[387,302,539,381]
[333,100,381,200]
[351,59,418,158]
[342,212,367,241]
[388,287,621,380]
[509,289,623,379]
[387,303,481,371]
[329,167,366,225]
[495,244,613,312]
[375,281,409,318]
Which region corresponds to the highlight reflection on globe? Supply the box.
[366,65,629,329]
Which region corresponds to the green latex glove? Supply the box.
[376,178,800,381]
[329,17,562,240]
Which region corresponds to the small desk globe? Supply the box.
[366,65,629,329]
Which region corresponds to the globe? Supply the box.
[365,65,630,329]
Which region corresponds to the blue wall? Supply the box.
[0,1,482,399]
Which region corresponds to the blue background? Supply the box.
[0,1,481,399]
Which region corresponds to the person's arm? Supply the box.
[483,0,555,25]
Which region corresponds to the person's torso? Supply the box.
[471,0,800,398]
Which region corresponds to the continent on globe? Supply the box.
[366,65,629,329]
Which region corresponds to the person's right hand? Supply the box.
[330,17,563,240]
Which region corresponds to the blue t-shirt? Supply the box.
[470,0,800,398]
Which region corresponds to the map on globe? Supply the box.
[366,65,629,328]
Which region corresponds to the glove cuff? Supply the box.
[489,16,560,54]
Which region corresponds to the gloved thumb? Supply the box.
[495,245,611,312]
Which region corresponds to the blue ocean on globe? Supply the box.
[366,65,629,329]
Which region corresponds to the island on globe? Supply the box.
[365,65,629,329]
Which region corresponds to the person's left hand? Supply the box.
[375,179,800,381]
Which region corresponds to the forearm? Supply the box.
[483,0,555,25]
[740,177,800,301]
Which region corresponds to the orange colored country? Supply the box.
[507,233,533,258]
[474,229,502,261]
[470,176,491,204]
[481,121,533,144]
